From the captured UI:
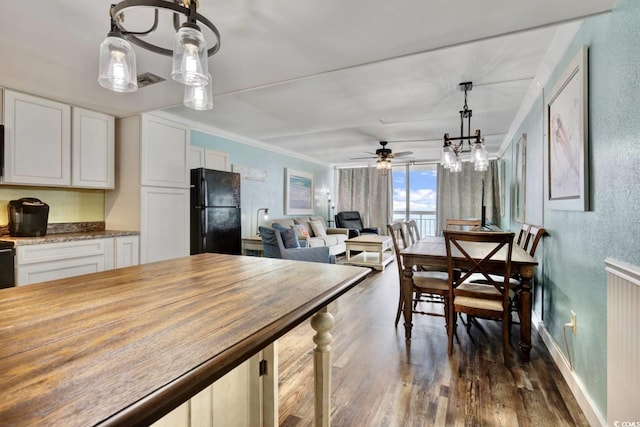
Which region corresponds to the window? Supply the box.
[392,164,438,236]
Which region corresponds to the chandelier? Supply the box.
[98,0,220,111]
[441,82,489,172]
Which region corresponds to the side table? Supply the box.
[241,235,264,256]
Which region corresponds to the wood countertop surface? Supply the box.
[0,254,370,426]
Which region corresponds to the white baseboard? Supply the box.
[532,313,607,427]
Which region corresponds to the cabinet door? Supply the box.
[190,145,205,169]
[15,238,113,286]
[141,187,190,264]
[141,115,190,188]
[3,90,71,186]
[115,236,140,268]
[204,149,229,171]
[72,107,115,189]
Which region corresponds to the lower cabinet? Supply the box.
[115,236,140,268]
[16,236,139,286]
[152,343,278,427]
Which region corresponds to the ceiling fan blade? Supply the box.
[349,155,377,160]
[393,151,414,157]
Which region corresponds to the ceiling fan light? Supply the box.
[172,26,209,86]
[98,33,138,93]
[184,73,214,110]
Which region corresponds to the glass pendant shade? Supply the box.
[172,26,209,86]
[184,73,214,110]
[98,35,138,92]
[441,145,455,169]
[450,156,462,173]
[471,141,488,164]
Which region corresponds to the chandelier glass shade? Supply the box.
[441,82,489,172]
[184,73,214,110]
[98,0,220,111]
[98,34,138,92]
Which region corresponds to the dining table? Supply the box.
[400,236,538,362]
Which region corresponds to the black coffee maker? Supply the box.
[8,198,50,237]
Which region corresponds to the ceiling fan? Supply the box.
[350,141,414,161]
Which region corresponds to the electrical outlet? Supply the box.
[571,310,577,335]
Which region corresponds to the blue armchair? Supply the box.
[258,226,336,264]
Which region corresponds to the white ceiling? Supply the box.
[0,1,616,167]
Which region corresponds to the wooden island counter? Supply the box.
[0,253,369,426]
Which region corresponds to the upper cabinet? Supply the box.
[141,115,190,188]
[2,90,71,186]
[1,89,114,189]
[72,107,115,189]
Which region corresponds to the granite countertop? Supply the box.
[0,222,139,246]
[2,230,140,246]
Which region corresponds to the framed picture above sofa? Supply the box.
[285,168,314,215]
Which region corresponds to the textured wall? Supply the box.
[504,0,640,417]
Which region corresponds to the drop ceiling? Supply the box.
[0,1,616,166]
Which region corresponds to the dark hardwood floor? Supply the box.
[277,261,589,426]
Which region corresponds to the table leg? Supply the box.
[401,267,414,340]
[311,306,335,427]
[518,266,534,362]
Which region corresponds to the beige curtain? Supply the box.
[337,167,393,234]
[435,160,501,235]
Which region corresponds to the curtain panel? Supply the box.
[337,168,393,233]
[435,160,501,235]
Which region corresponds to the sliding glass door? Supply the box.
[392,164,438,236]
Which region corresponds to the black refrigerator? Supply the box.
[190,168,242,255]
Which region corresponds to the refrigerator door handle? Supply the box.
[200,209,207,252]
[201,176,208,208]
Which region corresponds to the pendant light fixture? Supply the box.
[98,0,221,110]
[184,73,214,110]
[441,82,489,172]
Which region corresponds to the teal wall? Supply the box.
[503,0,640,418]
[190,130,333,236]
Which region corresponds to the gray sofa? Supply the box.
[270,216,349,256]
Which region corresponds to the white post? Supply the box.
[310,306,335,427]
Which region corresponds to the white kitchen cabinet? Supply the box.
[141,187,190,264]
[72,107,115,189]
[115,235,139,268]
[2,89,71,186]
[189,145,205,169]
[106,114,191,265]
[16,238,115,286]
[141,115,190,188]
[205,149,229,171]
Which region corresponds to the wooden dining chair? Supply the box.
[470,224,546,323]
[444,230,515,366]
[387,222,450,328]
[516,222,531,248]
[445,218,482,231]
[404,219,421,244]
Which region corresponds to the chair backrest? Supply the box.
[258,226,285,259]
[445,218,482,231]
[523,225,546,257]
[516,222,531,248]
[335,211,364,230]
[387,222,409,280]
[405,220,421,244]
[443,230,514,302]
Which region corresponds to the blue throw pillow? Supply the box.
[272,223,300,248]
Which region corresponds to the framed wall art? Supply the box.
[546,45,589,211]
[513,133,526,222]
[285,168,314,215]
